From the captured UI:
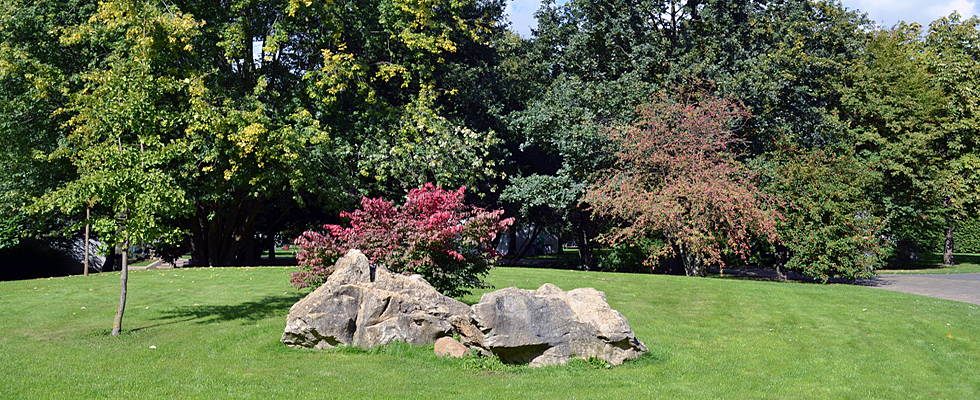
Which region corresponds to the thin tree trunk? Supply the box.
[944,196,956,266]
[508,221,518,257]
[111,240,128,336]
[268,234,276,259]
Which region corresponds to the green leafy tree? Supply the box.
[510,0,871,272]
[0,0,95,253]
[500,174,585,264]
[836,18,980,266]
[32,0,194,334]
[761,147,886,281]
[923,13,980,265]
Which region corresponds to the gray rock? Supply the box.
[469,283,648,367]
[281,249,471,349]
[281,250,647,367]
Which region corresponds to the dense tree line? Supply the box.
[2,0,979,284]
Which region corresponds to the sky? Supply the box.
[505,0,980,38]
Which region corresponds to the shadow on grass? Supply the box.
[154,292,307,325]
[880,253,980,271]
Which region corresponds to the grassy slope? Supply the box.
[1,266,978,399]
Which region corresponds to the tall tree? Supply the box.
[836,19,980,265]
[512,0,871,273]
[0,0,95,255]
[924,13,980,266]
[760,146,886,281]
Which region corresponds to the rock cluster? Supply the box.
[281,249,647,366]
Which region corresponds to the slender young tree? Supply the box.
[34,0,192,335]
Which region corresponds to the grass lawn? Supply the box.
[878,253,980,274]
[128,259,156,267]
[261,250,297,258]
[2,266,979,399]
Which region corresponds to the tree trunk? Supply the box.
[575,227,594,271]
[103,245,117,272]
[944,225,956,266]
[943,196,956,266]
[677,244,704,277]
[507,220,519,257]
[774,244,790,281]
[180,193,265,266]
[84,207,90,277]
[111,241,128,336]
[268,234,276,259]
[507,224,542,266]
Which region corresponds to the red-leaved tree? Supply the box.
[291,184,514,297]
[585,87,780,276]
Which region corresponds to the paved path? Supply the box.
[130,258,190,270]
[721,267,980,306]
[855,273,980,306]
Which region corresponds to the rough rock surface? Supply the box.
[281,250,647,367]
[281,249,472,349]
[470,283,648,367]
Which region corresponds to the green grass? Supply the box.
[2,267,979,399]
[128,259,156,267]
[879,253,980,274]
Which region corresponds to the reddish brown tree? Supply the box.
[586,88,779,276]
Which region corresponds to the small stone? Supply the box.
[434,337,468,358]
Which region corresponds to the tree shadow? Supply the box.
[880,253,980,271]
[154,291,307,325]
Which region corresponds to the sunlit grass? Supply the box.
[1,266,978,399]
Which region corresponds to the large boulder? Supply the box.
[281,250,647,367]
[469,283,648,367]
[281,249,474,349]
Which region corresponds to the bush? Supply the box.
[291,184,514,297]
[953,215,980,254]
[597,237,664,273]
